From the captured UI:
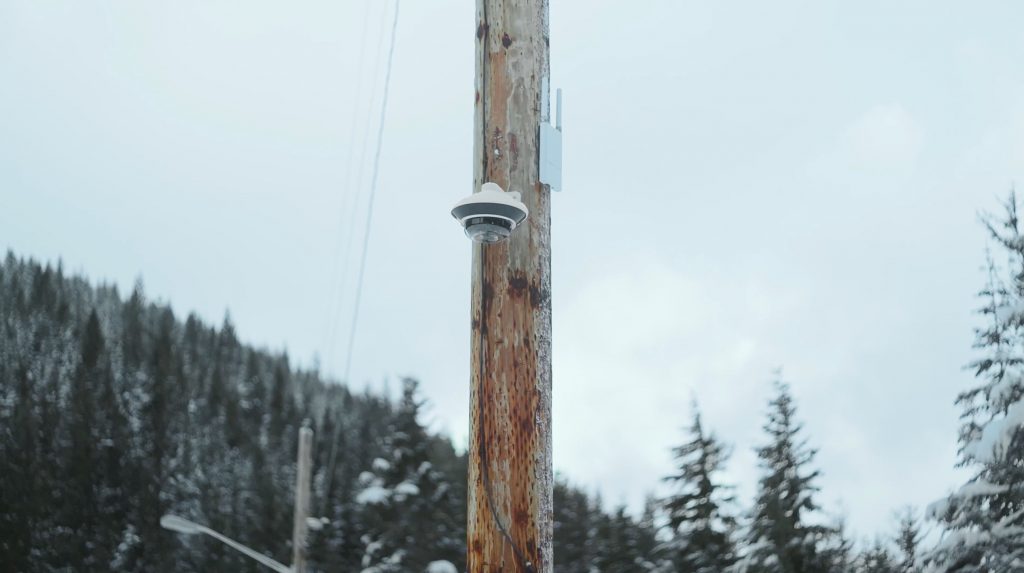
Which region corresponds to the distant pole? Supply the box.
[292,425,313,573]
[468,0,552,571]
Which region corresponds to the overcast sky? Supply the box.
[4,0,1024,541]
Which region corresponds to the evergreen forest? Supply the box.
[4,193,1024,572]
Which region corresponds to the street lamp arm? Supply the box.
[196,526,292,573]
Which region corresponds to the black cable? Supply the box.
[323,0,399,515]
[476,249,535,573]
[343,0,401,386]
[321,0,373,372]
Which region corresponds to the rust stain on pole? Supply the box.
[468,0,552,572]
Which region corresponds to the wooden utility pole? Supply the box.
[291,425,313,573]
[468,0,552,572]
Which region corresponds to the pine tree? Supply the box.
[858,539,898,573]
[0,360,36,572]
[819,515,852,572]
[733,379,833,573]
[926,192,1024,571]
[552,480,594,573]
[134,307,178,572]
[63,310,104,568]
[590,504,665,573]
[893,507,920,572]
[355,379,462,572]
[662,401,737,572]
[0,254,485,572]
[638,496,674,572]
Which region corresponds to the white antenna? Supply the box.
[540,82,563,191]
[556,88,562,130]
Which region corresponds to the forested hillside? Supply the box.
[6,193,1024,573]
[0,253,658,572]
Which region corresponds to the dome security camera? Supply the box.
[451,182,529,244]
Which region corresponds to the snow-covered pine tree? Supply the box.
[639,495,676,573]
[355,379,462,573]
[62,310,105,567]
[73,309,134,568]
[926,192,1024,571]
[732,379,835,573]
[0,340,36,573]
[0,253,500,570]
[820,515,853,572]
[135,307,178,571]
[661,401,737,572]
[0,261,56,571]
[894,507,921,572]
[552,480,595,573]
[859,539,899,573]
[593,504,668,573]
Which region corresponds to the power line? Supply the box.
[320,0,370,372]
[323,0,401,514]
[322,0,388,375]
[342,0,401,386]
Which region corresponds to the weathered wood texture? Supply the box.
[468,0,552,572]
[291,426,313,573]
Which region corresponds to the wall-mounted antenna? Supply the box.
[540,78,563,192]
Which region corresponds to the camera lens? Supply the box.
[465,217,513,243]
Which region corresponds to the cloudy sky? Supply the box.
[4,0,1024,541]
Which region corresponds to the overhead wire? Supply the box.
[341,0,401,387]
[320,0,371,374]
[323,0,401,512]
[322,0,390,376]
